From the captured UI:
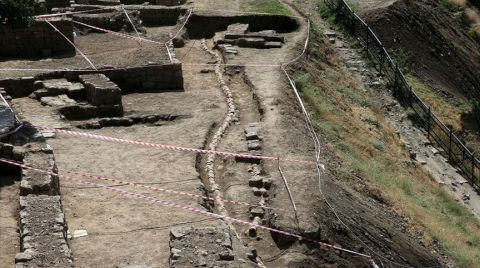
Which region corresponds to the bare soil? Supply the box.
[0,175,20,267]
[0,0,457,267]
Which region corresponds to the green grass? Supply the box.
[407,74,472,131]
[293,61,480,267]
[440,0,461,13]
[244,0,291,16]
[392,48,412,73]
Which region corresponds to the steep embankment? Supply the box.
[362,0,480,100]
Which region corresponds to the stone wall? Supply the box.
[0,19,75,58]
[72,4,187,26]
[121,0,187,6]
[0,63,184,98]
[73,10,143,32]
[46,0,71,11]
[2,127,74,267]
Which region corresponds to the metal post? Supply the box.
[426,107,431,138]
[366,28,370,52]
[472,153,476,180]
[409,87,413,107]
[351,13,355,34]
[394,65,399,96]
[449,129,453,161]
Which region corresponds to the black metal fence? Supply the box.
[325,0,480,190]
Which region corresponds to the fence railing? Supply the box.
[325,0,480,190]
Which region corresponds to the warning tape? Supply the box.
[37,126,316,165]
[5,158,289,213]
[43,20,98,70]
[0,157,373,261]
[73,20,163,45]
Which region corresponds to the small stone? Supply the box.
[431,148,440,155]
[218,249,234,261]
[252,187,262,196]
[248,176,263,187]
[42,132,56,139]
[324,31,337,38]
[244,125,260,140]
[329,38,336,44]
[171,248,181,260]
[262,178,272,189]
[72,230,88,238]
[171,227,189,239]
[250,207,265,218]
[247,139,261,151]
[15,252,33,263]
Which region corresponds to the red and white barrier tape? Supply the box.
[0,157,373,261]
[165,9,193,45]
[120,5,141,40]
[36,126,315,165]
[43,20,98,70]
[36,7,115,18]
[6,158,288,213]
[73,20,162,45]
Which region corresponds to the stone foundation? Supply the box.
[169,225,257,267]
[16,195,73,267]
[0,19,74,58]
[73,10,143,32]
[4,126,74,268]
[77,0,186,5]
[72,4,188,26]
[121,0,187,6]
[0,62,184,98]
[46,0,71,11]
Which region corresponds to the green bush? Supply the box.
[0,0,35,26]
[440,0,461,13]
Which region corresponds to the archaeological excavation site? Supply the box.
[1,0,480,267]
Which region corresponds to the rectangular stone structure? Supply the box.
[16,195,73,268]
[79,74,122,106]
[20,149,60,196]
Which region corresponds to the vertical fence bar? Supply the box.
[427,107,431,138]
[473,153,476,181]
[449,130,453,161]
[366,27,370,52]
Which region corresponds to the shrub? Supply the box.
[0,0,35,26]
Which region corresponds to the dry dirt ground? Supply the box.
[0,27,173,79]
[0,175,20,267]
[0,0,455,267]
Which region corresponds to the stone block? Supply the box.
[20,151,58,196]
[236,37,266,48]
[80,74,122,106]
[40,95,77,107]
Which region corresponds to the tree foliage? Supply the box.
[0,0,35,26]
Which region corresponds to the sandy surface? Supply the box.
[0,25,174,79]
[0,176,20,267]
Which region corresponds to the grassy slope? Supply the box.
[242,0,291,16]
[291,2,480,265]
[406,75,480,154]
